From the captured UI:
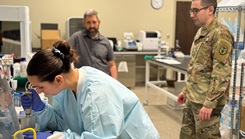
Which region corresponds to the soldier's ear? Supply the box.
[208,6,215,15]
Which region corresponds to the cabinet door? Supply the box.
[115,55,136,88]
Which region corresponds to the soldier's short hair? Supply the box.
[193,0,217,14]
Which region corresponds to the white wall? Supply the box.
[1,0,185,49]
[2,0,232,50]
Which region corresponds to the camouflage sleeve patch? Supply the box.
[214,39,232,63]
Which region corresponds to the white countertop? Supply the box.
[114,51,165,55]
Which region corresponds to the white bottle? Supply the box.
[13,63,20,78]
[19,58,27,78]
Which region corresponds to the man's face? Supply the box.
[189,0,211,27]
[83,15,100,38]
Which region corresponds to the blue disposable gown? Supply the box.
[32,66,160,139]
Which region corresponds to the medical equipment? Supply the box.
[138,30,161,50]
[154,38,164,59]
[122,32,138,50]
[19,83,36,130]
[154,40,170,59]
[19,93,36,130]
[107,37,118,51]
[66,17,84,39]
[174,40,185,58]
[0,5,31,58]
[13,128,36,139]
[0,59,23,139]
[14,128,52,139]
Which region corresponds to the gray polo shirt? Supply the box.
[68,30,115,75]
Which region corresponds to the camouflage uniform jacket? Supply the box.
[182,19,234,108]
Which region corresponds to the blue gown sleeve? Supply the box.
[32,103,66,132]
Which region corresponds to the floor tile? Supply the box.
[131,86,183,139]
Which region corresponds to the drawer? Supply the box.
[115,55,136,63]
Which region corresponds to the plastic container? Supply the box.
[13,93,21,107]
[13,63,20,78]
[19,58,27,78]
[0,76,23,139]
[13,76,28,88]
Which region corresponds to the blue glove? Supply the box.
[23,131,52,139]
[21,88,45,112]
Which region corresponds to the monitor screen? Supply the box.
[128,41,137,47]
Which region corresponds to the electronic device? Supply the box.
[154,41,169,59]
[124,41,137,49]
[138,30,161,50]
[107,37,118,51]
[0,5,31,58]
[123,32,138,50]
[174,40,185,58]
[66,17,84,39]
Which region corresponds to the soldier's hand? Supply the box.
[199,106,213,121]
[177,92,186,104]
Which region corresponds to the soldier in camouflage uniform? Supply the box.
[177,0,234,138]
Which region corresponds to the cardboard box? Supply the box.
[41,30,60,49]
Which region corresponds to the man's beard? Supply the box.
[86,28,99,38]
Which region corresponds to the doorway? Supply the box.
[175,1,199,55]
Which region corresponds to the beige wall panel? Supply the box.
[3,0,236,51]
[0,0,178,49]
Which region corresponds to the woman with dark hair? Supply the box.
[21,40,160,139]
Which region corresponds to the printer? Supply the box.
[138,30,161,50]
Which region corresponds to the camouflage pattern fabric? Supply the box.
[182,19,234,108]
[180,18,234,139]
[180,101,223,139]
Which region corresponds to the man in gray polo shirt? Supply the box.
[68,9,117,79]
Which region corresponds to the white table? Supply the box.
[144,57,189,106]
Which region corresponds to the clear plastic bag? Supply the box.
[118,61,128,72]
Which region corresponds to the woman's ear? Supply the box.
[55,75,63,85]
